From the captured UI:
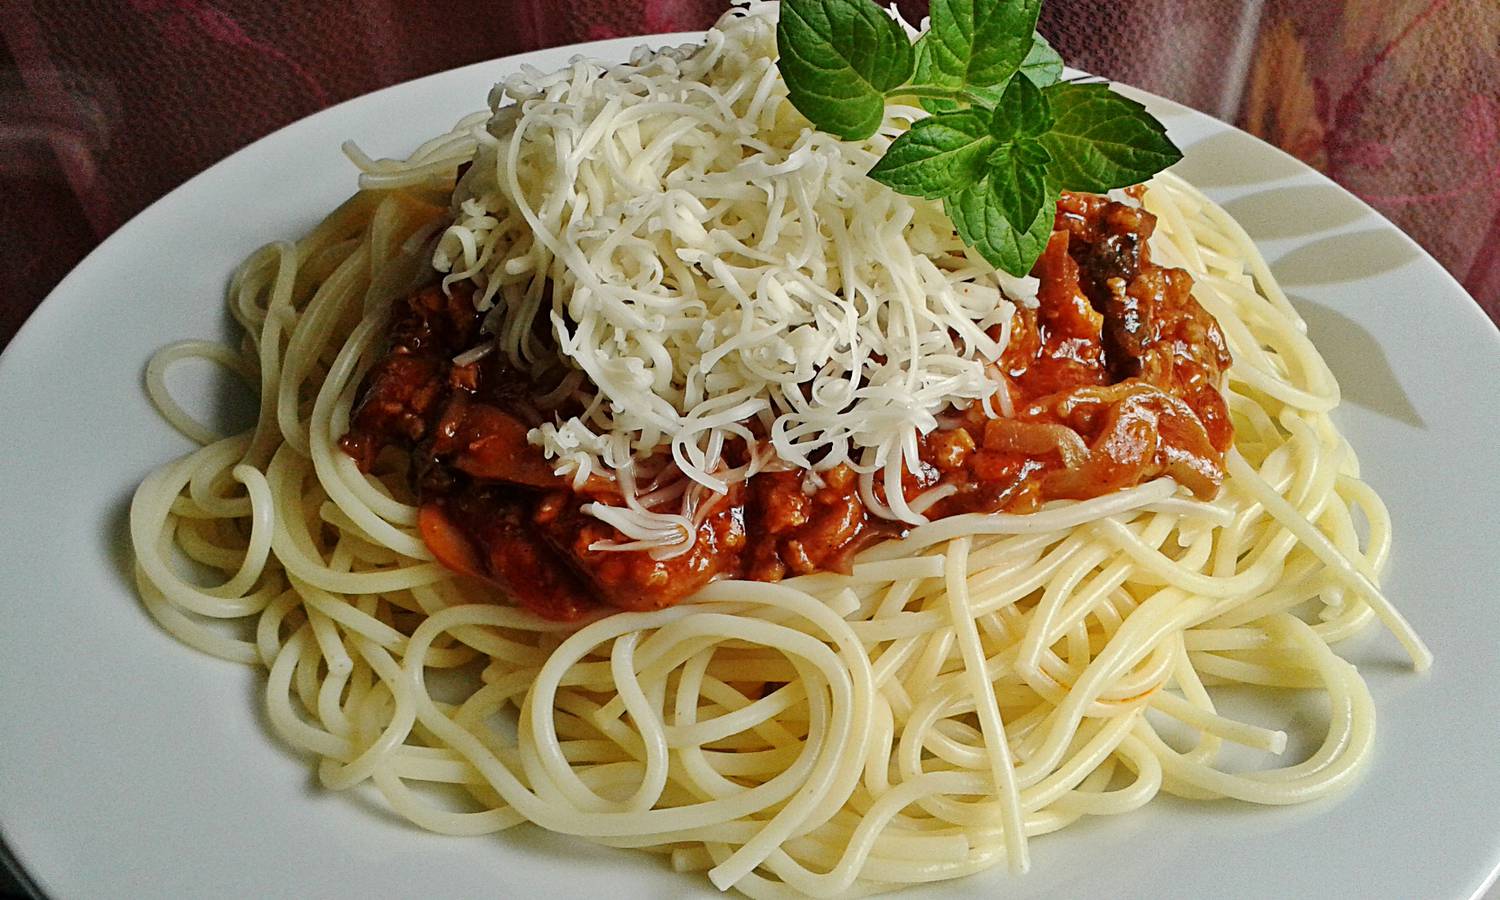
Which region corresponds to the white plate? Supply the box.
[2,34,1498,900]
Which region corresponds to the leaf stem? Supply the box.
[886,84,995,106]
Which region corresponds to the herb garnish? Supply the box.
[776,0,1182,276]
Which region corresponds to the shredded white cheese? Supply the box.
[433,1,1033,547]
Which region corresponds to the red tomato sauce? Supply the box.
[341,191,1232,619]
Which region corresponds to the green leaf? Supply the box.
[946,173,1058,276]
[1036,82,1183,192]
[986,143,1050,232]
[988,74,1052,141]
[1019,32,1063,86]
[927,0,1042,94]
[911,29,1056,113]
[987,137,1051,169]
[911,34,960,114]
[777,0,917,140]
[869,111,994,199]
[1013,138,1052,167]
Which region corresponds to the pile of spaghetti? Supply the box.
[131,3,1429,896]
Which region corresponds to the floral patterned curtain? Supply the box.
[1,0,1496,348]
[1046,0,1500,318]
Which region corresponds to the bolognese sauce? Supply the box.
[340,191,1232,619]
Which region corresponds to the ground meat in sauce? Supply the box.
[340,190,1233,620]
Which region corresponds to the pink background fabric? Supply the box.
[1,0,1497,352]
[0,6,1495,896]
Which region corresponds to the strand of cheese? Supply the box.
[433,2,1037,546]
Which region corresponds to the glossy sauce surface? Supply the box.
[342,191,1232,618]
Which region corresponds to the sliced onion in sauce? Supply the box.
[983,419,1092,469]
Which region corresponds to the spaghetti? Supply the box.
[129,12,1428,899]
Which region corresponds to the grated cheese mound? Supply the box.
[433,1,1036,546]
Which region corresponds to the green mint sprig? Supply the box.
[775,0,1181,276]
